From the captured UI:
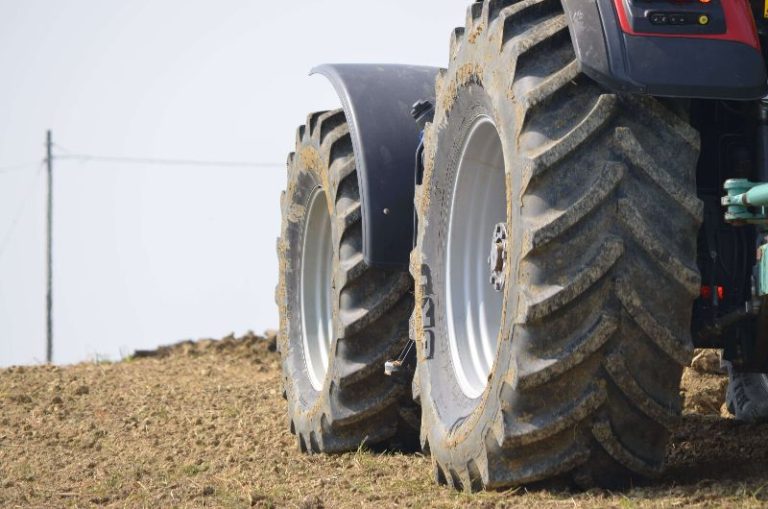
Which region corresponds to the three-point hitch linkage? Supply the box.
[723,178,768,298]
[719,145,768,372]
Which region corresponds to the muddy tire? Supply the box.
[277,109,417,453]
[726,366,768,422]
[411,0,703,490]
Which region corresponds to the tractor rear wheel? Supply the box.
[411,0,703,490]
[277,109,417,453]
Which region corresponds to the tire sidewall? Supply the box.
[281,151,338,416]
[417,80,521,463]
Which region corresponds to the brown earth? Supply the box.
[1,337,768,508]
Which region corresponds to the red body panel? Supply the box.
[613,0,761,50]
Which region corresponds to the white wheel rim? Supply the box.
[446,117,507,399]
[301,187,334,391]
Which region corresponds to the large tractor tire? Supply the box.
[277,109,417,453]
[411,0,703,490]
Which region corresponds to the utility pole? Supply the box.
[45,130,53,364]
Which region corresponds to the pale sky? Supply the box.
[0,0,469,366]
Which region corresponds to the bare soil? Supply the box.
[1,337,768,508]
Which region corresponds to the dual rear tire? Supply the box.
[277,110,417,453]
[277,0,702,490]
[412,0,701,489]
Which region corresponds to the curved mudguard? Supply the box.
[312,64,439,269]
[562,0,768,100]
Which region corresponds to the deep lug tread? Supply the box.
[309,431,320,453]
[415,0,699,491]
[327,382,403,427]
[317,109,347,145]
[613,127,703,220]
[434,463,448,486]
[339,273,412,336]
[618,198,701,297]
[485,0,522,27]
[466,459,484,493]
[399,405,421,432]
[331,154,356,183]
[328,133,353,171]
[603,353,680,429]
[298,434,308,453]
[467,1,484,27]
[516,313,618,389]
[509,13,567,55]
[523,94,617,184]
[279,109,417,456]
[450,27,466,60]
[521,237,623,323]
[522,59,579,110]
[334,338,401,389]
[307,110,328,138]
[496,382,607,448]
[591,418,662,478]
[320,123,351,154]
[484,438,591,488]
[337,201,361,230]
[337,252,366,289]
[500,0,561,45]
[616,278,694,366]
[318,414,398,454]
[435,68,448,95]
[627,96,700,150]
[525,161,625,254]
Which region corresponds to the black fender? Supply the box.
[561,0,768,100]
[312,64,439,269]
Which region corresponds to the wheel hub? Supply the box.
[489,223,508,292]
[300,187,334,391]
[445,117,507,399]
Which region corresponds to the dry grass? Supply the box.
[1,338,767,508]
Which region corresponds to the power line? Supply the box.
[2,132,286,365]
[51,142,74,155]
[0,164,43,261]
[55,153,283,169]
[0,161,41,174]
[3,146,285,174]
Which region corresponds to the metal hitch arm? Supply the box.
[722,178,768,224]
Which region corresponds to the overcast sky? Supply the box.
[0,0,469,366]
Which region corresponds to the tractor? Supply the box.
[277,0,768,490]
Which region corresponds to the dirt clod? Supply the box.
[691,349,726,375]
[301,495,324,509]
[8,394,32,404]
[0,335,766,507]
[249,491,267,505]
[265,329,278,352]
[682,350,731,417]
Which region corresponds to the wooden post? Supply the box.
[46,130,53,363]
